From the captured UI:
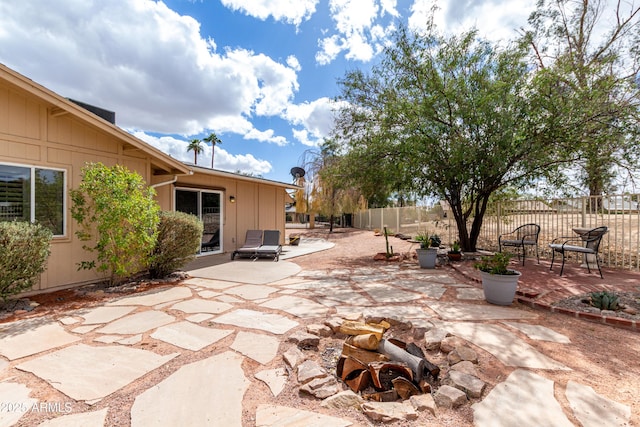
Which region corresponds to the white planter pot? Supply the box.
[416,248,437,269]
[479,270,521,305]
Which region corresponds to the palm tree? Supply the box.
[203,132,222,169]
[187,139,203,165]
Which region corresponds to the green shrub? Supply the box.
[149,211,203,279]
[0,222,52,301]
[71,163,160,285]
[590,291,619,310]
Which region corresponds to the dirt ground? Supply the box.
[3,228,639,426]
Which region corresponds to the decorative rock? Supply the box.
[297,360,327,384]
[409,393,437,416]
[321,390,364,410]
[411,319,434,340]
[450,361,478,377]
[299,375,340,399]
[361,401,418,422]
[622,307,638,315]
[440,336,466,353]
[324,317,344,334]
[283,346,306,369]
[288,331,320,349]
[434,385,467,408]
[447,346,478,364]
[307,323,332,337]
[446,371,486,398]
[424,328,449,350]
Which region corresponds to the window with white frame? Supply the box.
[0,163,65,236]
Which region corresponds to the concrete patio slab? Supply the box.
[212,309,299,334]
[95,310,175,335]
[255,404,352,427]
[189,260,301,285]
[502,321,571,343]
[260,295,331,318]
[76,306,137,324]
[473,369,573,427]
[131,351,248,427]
[16,344,178,401]
[169,298,233,314]
[0,382,37,426]
[427,301,539,320]
[0,320,81,360]
[255,368,288,397]
[566,380,631,427]
[442,322,570,370]
[316,288,372,306]
[224,284,279,300]
[37,408,108,426]
[335,305,430,320]
[231,331,280,364]
[151,321,232,351]
[107,286,192,306]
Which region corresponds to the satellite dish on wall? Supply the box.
[290,167,306,179]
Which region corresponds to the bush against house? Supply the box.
[149,211,203,279]
[71,162,160,285]
[0,221,52,300]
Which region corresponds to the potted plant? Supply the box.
[447,241,462,261]
[474,252,521,305]
[415,233,438,269]
[289,234,300,246]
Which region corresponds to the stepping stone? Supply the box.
[216,294,244,304]
[255,368,288,396]
[151,321,232,351]
[260,295,330,318]
[95,310,175,335]
[185,313,214,323]
[58,316,79,325]
[107,286,192,306]
[565,380,631,427]
[427,302,539,320]
[182,278,238,289]
[16,344,178,401]
[72,324,100,334]
[319,288,371,306]
[224,284,279,300]
[131,351,248,427]
[213,309,298,334]
[502,322,571,343]
[456,288,485,300]
[189,260,301,285]
[197,290,221,299]
[473,369,573,427]
[357,282,422,303]
[336,306,430,320]
[0,382,37,426]
[76,306,137,324]
[37,408,108,426]
[394,280,448,299]
[0,320,81,360]
[255,404,352,427]
[170,298,233,314]
[442,322,569,370]
[231,331,280,364]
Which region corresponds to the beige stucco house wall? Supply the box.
[0,63,297,294]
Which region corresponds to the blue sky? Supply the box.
[0,0,537,184]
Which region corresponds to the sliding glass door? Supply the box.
[175,188,222,254]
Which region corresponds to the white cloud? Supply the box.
[243,128,289,146]
[285,97,344,146]
[132,131,272,174]
[316,0,398,65]
[220,0,318,26]
[0,0,300,139]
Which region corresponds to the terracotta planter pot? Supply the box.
[479,270,521,305]
[447,252,462,262]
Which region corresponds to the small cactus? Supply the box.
[589,291,619,311]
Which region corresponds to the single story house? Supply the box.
[0,63,297,294]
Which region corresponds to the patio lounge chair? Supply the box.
[231,229,263,260]
[255,229,282,261]
[498,223,541,266]
[549,226,608,278]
